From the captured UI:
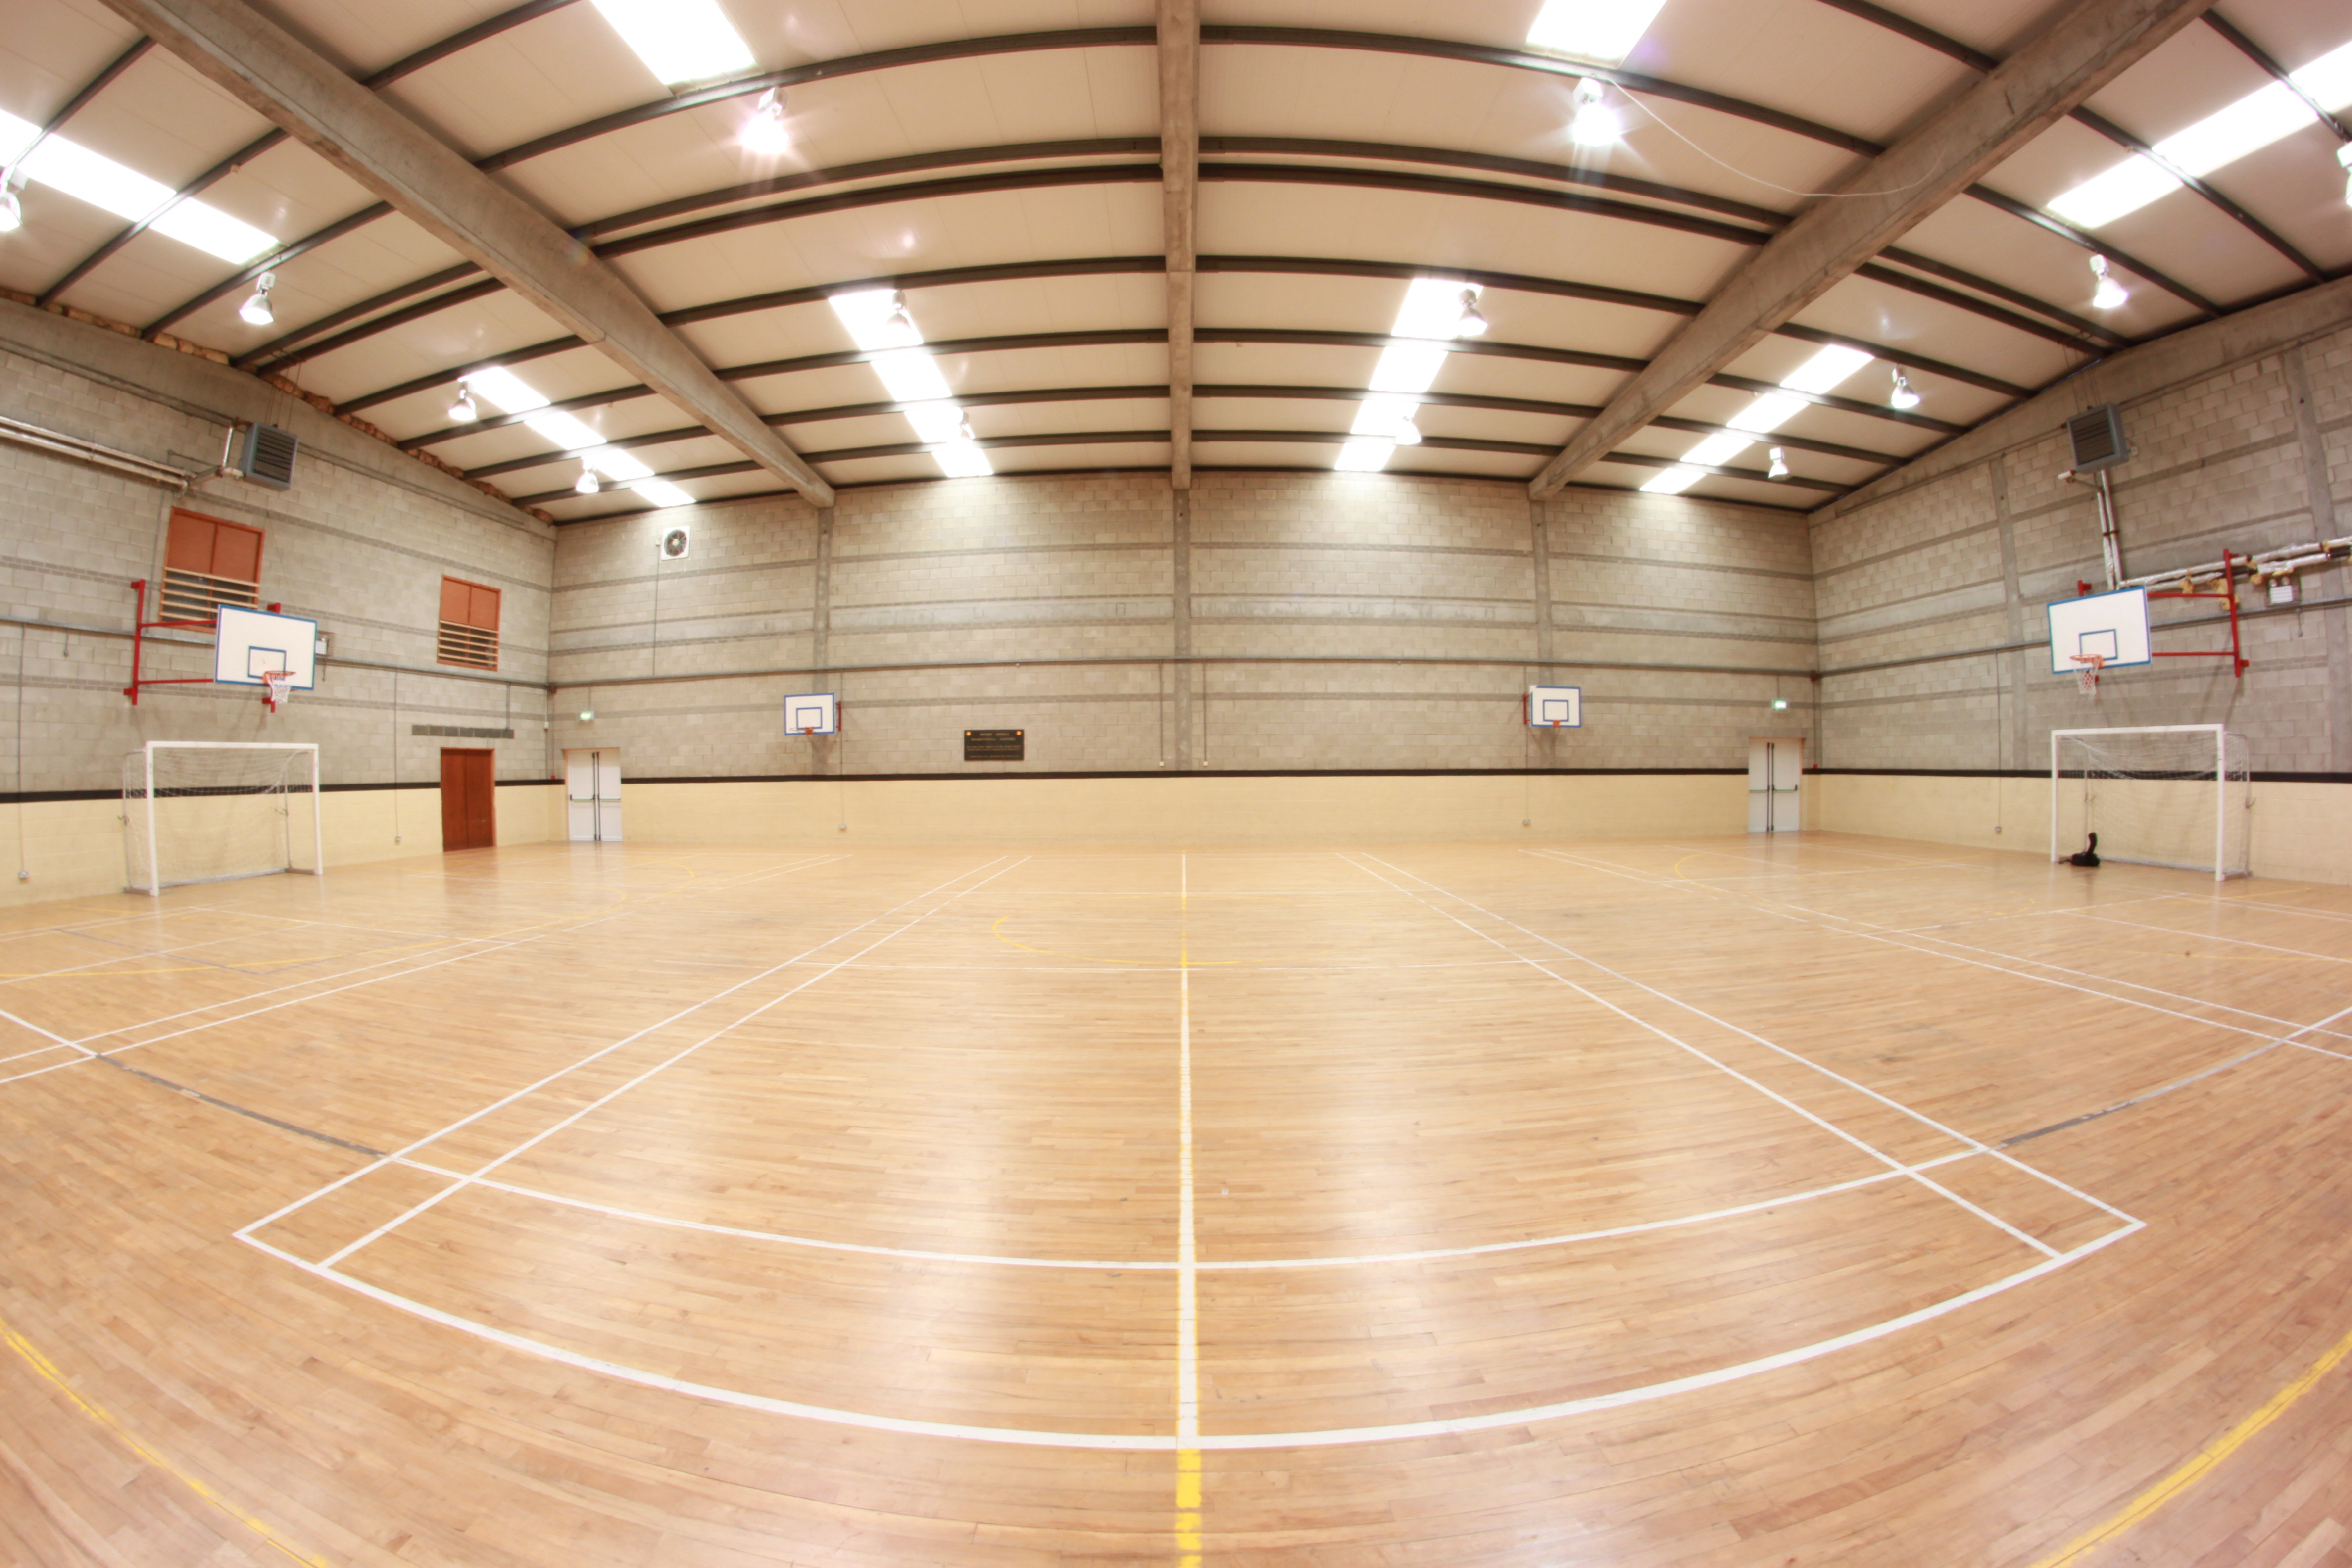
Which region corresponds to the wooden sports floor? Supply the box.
[3,833,2351,1568]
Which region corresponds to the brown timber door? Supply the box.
[439,749,496,851]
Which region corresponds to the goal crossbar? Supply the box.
[124,741,324,896]
[2050,724,2247,882]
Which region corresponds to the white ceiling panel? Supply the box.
[1198,180,1754,303]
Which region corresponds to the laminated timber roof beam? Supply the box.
[99,0,835,508]
[1527,0,2218,499]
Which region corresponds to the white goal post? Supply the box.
[122,742,324,896]
[2050,725,2250,882]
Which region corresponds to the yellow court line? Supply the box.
[2027,1317,2352,1567]
[0,1310,330,1566]
[1175,861,1202,1568]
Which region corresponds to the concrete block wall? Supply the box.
[0,300,558,897]
[545,469,1815,781]
[1811,314,2352,785]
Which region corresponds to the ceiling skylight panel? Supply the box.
[1336,279,1486,472]
[0,108,276,262]
[2048,36,2352,228]
[1643,345,1874,493]
[588,0,756,86]
[827,289,990,478]
[461,367,551,414]
[1525,0,1671,66]
[1335,440,1397,472]
[632,480,695,508]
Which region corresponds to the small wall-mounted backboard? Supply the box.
[2047,587,2151,676]
[1526,685,1582,728]
[214,604,318,688]
[784,692,838,735]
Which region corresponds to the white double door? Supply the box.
[565,748,622,842]
[1747,737,1803,834]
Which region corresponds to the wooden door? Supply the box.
[439,748,496,851]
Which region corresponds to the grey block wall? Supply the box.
[545,470,1816,779]
[0,300,556,799]
[1812,310,2352,777]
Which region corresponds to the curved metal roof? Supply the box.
[3,0,2346,520]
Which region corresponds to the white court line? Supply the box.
[234,860,1025,1250]
[1510,849,2145,1224]
[76,852,849,1052]
[237,1219,2139,1451]
[1533,848,2352,1051]
[2205,896,2352,926]
[397,1149,1981,1272]
[2074,908,2352,965]
[1347,854,2069,1260]
[313,857,1030,1268]
[1175,852,1200,1455]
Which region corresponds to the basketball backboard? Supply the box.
[1527,686,1582,728]
[784,692,838,735]
[215,604,317,688]
[2047,588,2151,676]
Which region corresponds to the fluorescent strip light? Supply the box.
[1526,0,1670,66]
[588,0,755,86]
[0,109,276,262]
[1639,466,1704,494]
[2050,37,2352,228]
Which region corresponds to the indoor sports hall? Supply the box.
[1,0,2351,1564]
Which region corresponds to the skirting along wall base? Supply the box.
[1812,773,2352,886]
[0,784,565,906]
[610,772,1749,848]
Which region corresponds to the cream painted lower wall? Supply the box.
[1,783,565,907]
[607,772,1750,848]
[1812,773,2352,885]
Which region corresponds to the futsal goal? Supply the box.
[2050,725,2250,882]
[122,742,323,895]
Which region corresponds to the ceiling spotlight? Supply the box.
[574,461,602,495]
[237,271,277,326]
[1767,446,1790,480]
[1454,289,1489,337]
[447,384,479,423]
[2339,143,2352,209]
[0,168,21,234]
[1569,77,1623,147]
[885,291,915,338]
[2088,254,2129,311]
[955,413,975,443]
[1889,369,1921,411]
[1391,413,1424,446]
[740,86,791,154]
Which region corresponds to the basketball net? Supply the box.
[262,670,293,711]
[2071,652,2105,697]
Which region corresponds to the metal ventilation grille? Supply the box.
[2066,405,2128,473]
[239,423,299,489]
[436,622,498,670]
[159,567,259,624]
[661,526,690,559]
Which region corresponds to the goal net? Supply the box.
[122,742,323,895]
[2051,725,2250,882]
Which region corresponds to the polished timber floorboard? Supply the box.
[3,834,2352,1567]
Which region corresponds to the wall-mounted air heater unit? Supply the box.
[2064,404,2129,473]
[234,422,299,490]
